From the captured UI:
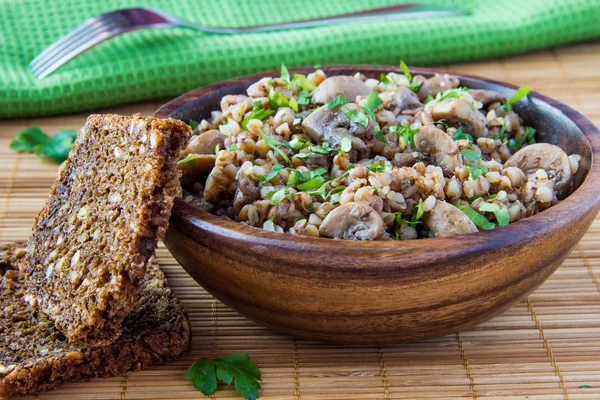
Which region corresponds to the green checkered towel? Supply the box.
[1,0,599,118]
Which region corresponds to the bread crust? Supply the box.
[20,114,191,346]
[0,242,191,397]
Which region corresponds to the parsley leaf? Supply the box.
[327,94,350,110]
[287,167,327,187]
[360,92,387,144]
[508,126,536,152]
[269,187,290,205]
[380,73,390,84]
[367,163,386,173]
[280,64,291,89]
[505,85,531,111]
[10,126,77,163]
[365,91,383,111]
[435,87,469,102]
[341,106,369,127]
[478,201,510,226]
[466,164,488,180]
[229,144,238,151]
[261,131,290,163]
[289,97,299,112]
[390,125,417,148]
[291,74,315,92]
[241,101,275,129]
[297,175,327,190]
[453,127,473,144]
[455,202,495,230]
[268,89,289,110]
[185,353,262,400]
[179,154,197,166]
[258,164,285,186]
[399,60,422,92]
[189,119,200,130]
[395,213,420,227]
[413,198,425,221]
[340,136,353,153]
[460,149,482,162]
[297,90,313,105]
[286,136,309,151]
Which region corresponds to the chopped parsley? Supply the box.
[508,126,536,152]
[455,202,495,230]
[289,97,299,112]
[297,89,313,105]
[478,201,510,226]
[10,126,77,163]
[390,125,417,148]
[400,60,422,92]
[380,73,390,84]
[453,127,473,144]
[188,119,199,130]
[178,154,197,166]
[280,63,291,89]
[460,149,482,162]
[228,144,238,151]
[185,353,261,400]
[327,94,350,110]
[291,73,315,92]
[260,131,290,163]
[258,164,285,186]
[340,136,353,153]
[361,92,387,144]
[505,85,531,111]
[297,175,327,190]
[268,187,293,205]
[341,106,369,127]
[241,101,275,129]
[466,164,488,180]
[286,136,309,151]
[435,87,469,102]
[268,89,290,110]
[367,163,386,173]
[287,167,327,186]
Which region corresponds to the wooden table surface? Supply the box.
[1,42,600,399]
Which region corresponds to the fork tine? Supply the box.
[30,13,119,70]
[32,27,133,80]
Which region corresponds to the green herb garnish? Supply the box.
[291,74,315,92]
[413,198,425,221]
[340,136,353,153]
[189,119,199,130]
[435,87,469,102]
[10,126,77,163]
[280,63,291,89]
[341,106,369,127]
[179,154,197,166]
[478,201,510,226]
[297,176,327,191]
[380,73,390,84]
[505,85,531,111]
[185,353,261,400]
[390,125,417,148]
[297,90,313,105]
[269,187,292,205]
[241,101,275,129]
[287,167,327,186]
[289,97,299,112]
[466,164,488,180]
[286,136,309,151]
[260,131,290,163]
[453,127,473,144]
[508,126,536,152]
[367,163,386,173]
[327,94,350,110]
[361,92,387,144]
[229,144,238,151]
[455,202,495,230]
[258,164,285,186]
[399,60,422,92]
[460,149,482,162]
[268,89,289,110]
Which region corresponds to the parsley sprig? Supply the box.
[242,101,275,129]
[400,60,422,92]
[504,85,531,111]
[10,126,77,163]
[508,126,536,152]
[455,202,495,230]
[185,353,262,400]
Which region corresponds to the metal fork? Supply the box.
[30,4,465,80]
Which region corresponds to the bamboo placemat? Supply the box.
[2,42,600,400]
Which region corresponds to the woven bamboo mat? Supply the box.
[2,42,600,400]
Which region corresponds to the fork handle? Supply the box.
[175,4,466,34]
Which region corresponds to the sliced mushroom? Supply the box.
[393,152,419,168]
[504,143,572,198]
[413,126,462,176]
[430,98,487,138]
[304,153,333,169]
[422,200,478,237]
[301,103,374,158]
[233,173,260,213]
[177,154,217,177]
[389,86,422,114]
[469,89,506,106]
[318,202,385,240]
[415,73,460,102]
[180,130,225,157]
[311,76,372,104]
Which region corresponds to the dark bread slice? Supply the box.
[0,242,191,397]
[21,114,191,346]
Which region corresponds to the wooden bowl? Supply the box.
[156,66,600,344]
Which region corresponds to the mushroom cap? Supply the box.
[415,73,460,102]
[431,98,487,138]
[318,202,385,240]
[389,86,422,114]
[413,126,463,176]
[504,143,573,198]
[312,76,372,105]
[181,130,225,157]
[422,200,478,237]
[177,154,217,177]
[469,89,506,106]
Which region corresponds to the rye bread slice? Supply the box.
[0,242,191,397]
[21,114,191,346]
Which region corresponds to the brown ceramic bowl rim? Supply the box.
[156,66,600,271]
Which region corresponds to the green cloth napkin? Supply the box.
[1,0,599,118]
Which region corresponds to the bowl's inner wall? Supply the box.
[166,68,592,195]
